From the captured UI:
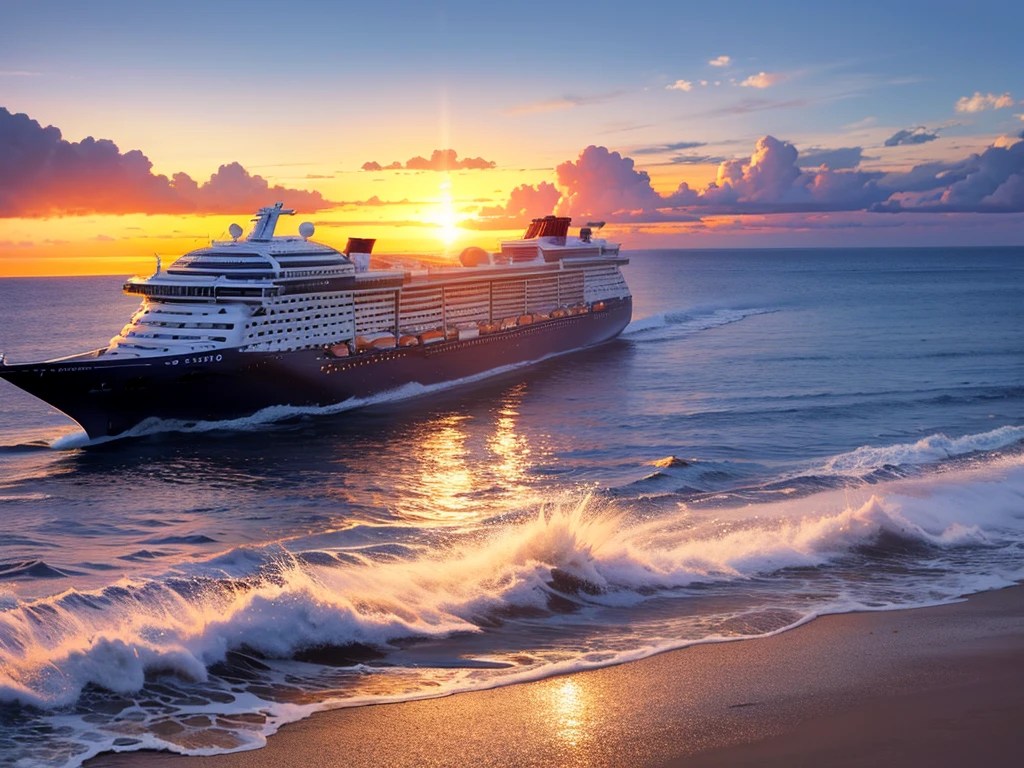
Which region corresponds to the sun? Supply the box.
[436,177,460,248]
[439,217,459,247]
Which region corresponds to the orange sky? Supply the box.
[0,161,722,277]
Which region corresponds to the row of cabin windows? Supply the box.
[248,318,349,340]
[280,269,344,277]
[125,332,228,342]
[140,321,234,330]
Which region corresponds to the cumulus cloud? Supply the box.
[955,92,1015,113]
[884,127,939,147]
[465,182,561,230]
[554,146,668,220]
[875,134,1024,212]
[0,108,337,218]
[798,147,864,170]
[168,162,337,215]
[740,72,786,88]
[360,149,495,172]
[708,56,731,67]
[475,131,1024,231]
[666,80,693,92]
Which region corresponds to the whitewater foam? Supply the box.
[623,307,773,341]
[0,456,1022,766]
[815,425,1024,476]
[47,344,617,449]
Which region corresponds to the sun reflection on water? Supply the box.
[403,414,476,522]
[536,677,594,749]
[488,383,533,489]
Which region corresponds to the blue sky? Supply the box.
[1,0,1023,269]
[4,0,1020,162]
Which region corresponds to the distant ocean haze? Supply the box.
[0,247,1022,767]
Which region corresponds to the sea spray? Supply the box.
[3,462,1019,708]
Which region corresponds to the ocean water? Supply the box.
[0,248,1023,767]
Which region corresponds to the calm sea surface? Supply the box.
[1,248,1023,766]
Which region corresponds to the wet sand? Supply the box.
[90,584,1024,768]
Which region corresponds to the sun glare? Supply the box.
[436,177,460,248]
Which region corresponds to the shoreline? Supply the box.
[90,583,1024,768]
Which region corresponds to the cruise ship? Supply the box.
[0,204,632,438]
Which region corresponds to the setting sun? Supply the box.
[1,3,1023,768]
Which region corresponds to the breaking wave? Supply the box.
[3,462,1021,706]
[814,425,1024,476]
[6,423,1024,766]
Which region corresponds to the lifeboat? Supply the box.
[398,335,419,347]
[355,333,396,351]
[518,314,534,326]
[592,301,606,312]
[456,324,480,340]
[551,308,567,319]
[501,317,519,330]
[419,329,445,345]
[327,343,350,357]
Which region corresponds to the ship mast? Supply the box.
[248,202,295,241]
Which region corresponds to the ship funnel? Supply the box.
[344,237,376,273]
[343,238,376,255]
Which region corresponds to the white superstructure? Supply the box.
[109,206,630,359]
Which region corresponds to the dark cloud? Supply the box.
[361,160,403,171]
[361,149,495,172]
[0,108,339,218]
[884,127,939,147]
[654,154,727,166]
[873,136,1024,212]
[631,141,707,155]
[798,147,864,170]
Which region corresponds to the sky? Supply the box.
[1,0,1023,275]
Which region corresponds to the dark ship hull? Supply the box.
[0,298,631,439]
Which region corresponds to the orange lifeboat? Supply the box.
[518,314,534,326]
[592,301,606,312]
[355,333,396,352]
[419,329,445,345]
[501,317,519,330]
[398,335,419,347]
[327,343,350,357]
[551,308,567,319]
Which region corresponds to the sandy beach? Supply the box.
[89,584,1024,768]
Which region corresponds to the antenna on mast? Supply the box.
[248,202,296,241]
